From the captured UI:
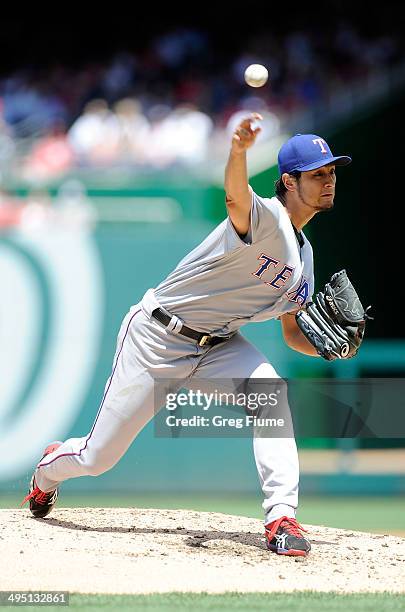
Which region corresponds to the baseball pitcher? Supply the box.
[22,113,369,557]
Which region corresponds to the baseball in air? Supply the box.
[244,64,269,88]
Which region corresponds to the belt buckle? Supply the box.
[198,335,210,347]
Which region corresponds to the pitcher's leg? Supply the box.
[250,363,299,524]
[253,436,299,523]
[193,334,299,524]
[34,306,188,492]
[35,370,158,492]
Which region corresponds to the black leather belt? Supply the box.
[152,308,231,347]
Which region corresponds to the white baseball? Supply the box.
[244,64,269,88]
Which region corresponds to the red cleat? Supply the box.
[21,442,62,518]
[265,516,311,556]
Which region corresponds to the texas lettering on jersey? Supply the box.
[286,276,310,306]
[252,252,310,306]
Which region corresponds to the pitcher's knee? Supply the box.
[82,451,118,476]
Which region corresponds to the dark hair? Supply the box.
[275,171,301,204]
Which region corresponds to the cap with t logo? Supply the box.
[278,133,352,175]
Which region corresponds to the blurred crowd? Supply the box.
[0,22,404,181]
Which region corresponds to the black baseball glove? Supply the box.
[295,269,372,361]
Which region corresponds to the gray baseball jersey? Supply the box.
[155,191,314,335]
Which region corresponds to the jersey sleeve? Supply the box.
[224,190,282,250]
[224,216,252,251]
[249,191,283,244]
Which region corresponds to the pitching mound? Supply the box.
[2,508,405,594]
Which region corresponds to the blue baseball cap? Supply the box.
[278,133,352,175]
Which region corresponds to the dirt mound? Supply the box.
[2,508,404,594]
